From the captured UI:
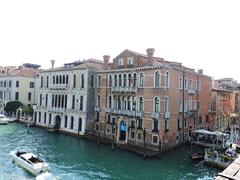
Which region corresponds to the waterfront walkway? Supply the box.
[215,156,240,180]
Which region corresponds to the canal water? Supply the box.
[0,123,219,180]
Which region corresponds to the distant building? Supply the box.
[35,59,103,136]
[0,64,39,115]
[94,49,212,152]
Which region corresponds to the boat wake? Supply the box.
[36,172,58,180]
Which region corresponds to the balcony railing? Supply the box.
[164,112,170,119]
[151,112,160,119]
[49,84,70,90]
[188,89,195,95]
[95,107,100,112]
[111,86,137,93]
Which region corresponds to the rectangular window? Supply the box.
[127,57,133,65]
[164,120,168,131]
[28,92,31,101]
[137,132,142,141]
[130,131,135,139]
[118,58,124,66]
[130,120,135,128]
[16,81,19,88]
[179,77,183,89]
[152,135,159,145]
[177,119,181,129]
[153,120,158,131]
[15,92,19,101]
[30,82,34,88]
[184,79,188,90]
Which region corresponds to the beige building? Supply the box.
[94,49,212,152]
[0,64,39,115]
[35,59,104,136]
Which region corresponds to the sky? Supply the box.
[0,0,239,81]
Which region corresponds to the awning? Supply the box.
[230,113,238,118]
[194,129,227,136]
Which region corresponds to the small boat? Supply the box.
[189,152,205,161]
[0,114,9,125]
[11,150,49,176]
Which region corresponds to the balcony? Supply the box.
[50,84,70,90]
[111,86,137,93]
[151,112,159,119]
[95,107,100,112]
[164,112,170,119]
[188,89,195,95]
[106,108,113,113]
[136,111,144,118]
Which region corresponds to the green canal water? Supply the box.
[0,123,219,180]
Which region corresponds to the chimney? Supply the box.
[50,60,55,69]
[146,48,155,57]
[146,48,155,65]
[198,69,203,75]
[103,55,110,70]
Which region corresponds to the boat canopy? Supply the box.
[194,129,227,137]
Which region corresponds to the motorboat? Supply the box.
[189,152,205,161]
[11,150,49,176]
[0,114,9,125]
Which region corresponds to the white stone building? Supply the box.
[0,64,39,115]
[35,59,103,135]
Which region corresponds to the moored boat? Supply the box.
[0,114,9,125]
[11,150,49,176]
[189,152,205,161]
[204,148,237,169]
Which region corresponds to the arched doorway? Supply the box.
[55,115,61,129]
[119,121,127,141]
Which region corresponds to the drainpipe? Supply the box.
[182,71,185,143]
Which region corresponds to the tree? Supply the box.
[22,105,33,117]
[4,101,23,113]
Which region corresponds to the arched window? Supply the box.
[40,77,43,88]
[164,96,169,112]
[154,97,160,113]
[66,75,69,84]
[127,96,131,110]
[108,96,112,108]
[80,96,83,110]
[128,74,132,87]
[155,71,160,87]
[65,95,68,108]
[117,96,121,109]
[90,75,94,87]
[118,74,122,87]
[73,74,76,88]
[72,95,75,109]
[49,113,52,125]
[70,116,74,129]
[39,94,42,106]
[59,75,62,84]
[55,94,57,107]
[114,74,117,87]
[109,75,112,87]
[61,94,64,108]
[133,73,137,87]
[56,76,59,84]
[53,76,55,84]
[79,118,82,132]
[139,97,144,111]
[52,94,54,107]
[97,95,100,107]
[81,74,85,88]
[139,73,144,87]
[58,94,61,108]
[98,75,101,87]
[46,76,49,88]
[123,74,127,87]
[63,75,65,84]
[165,71,169,87]
[44,112,47,124]
[132,96,136,110]
[45,94,48,106]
